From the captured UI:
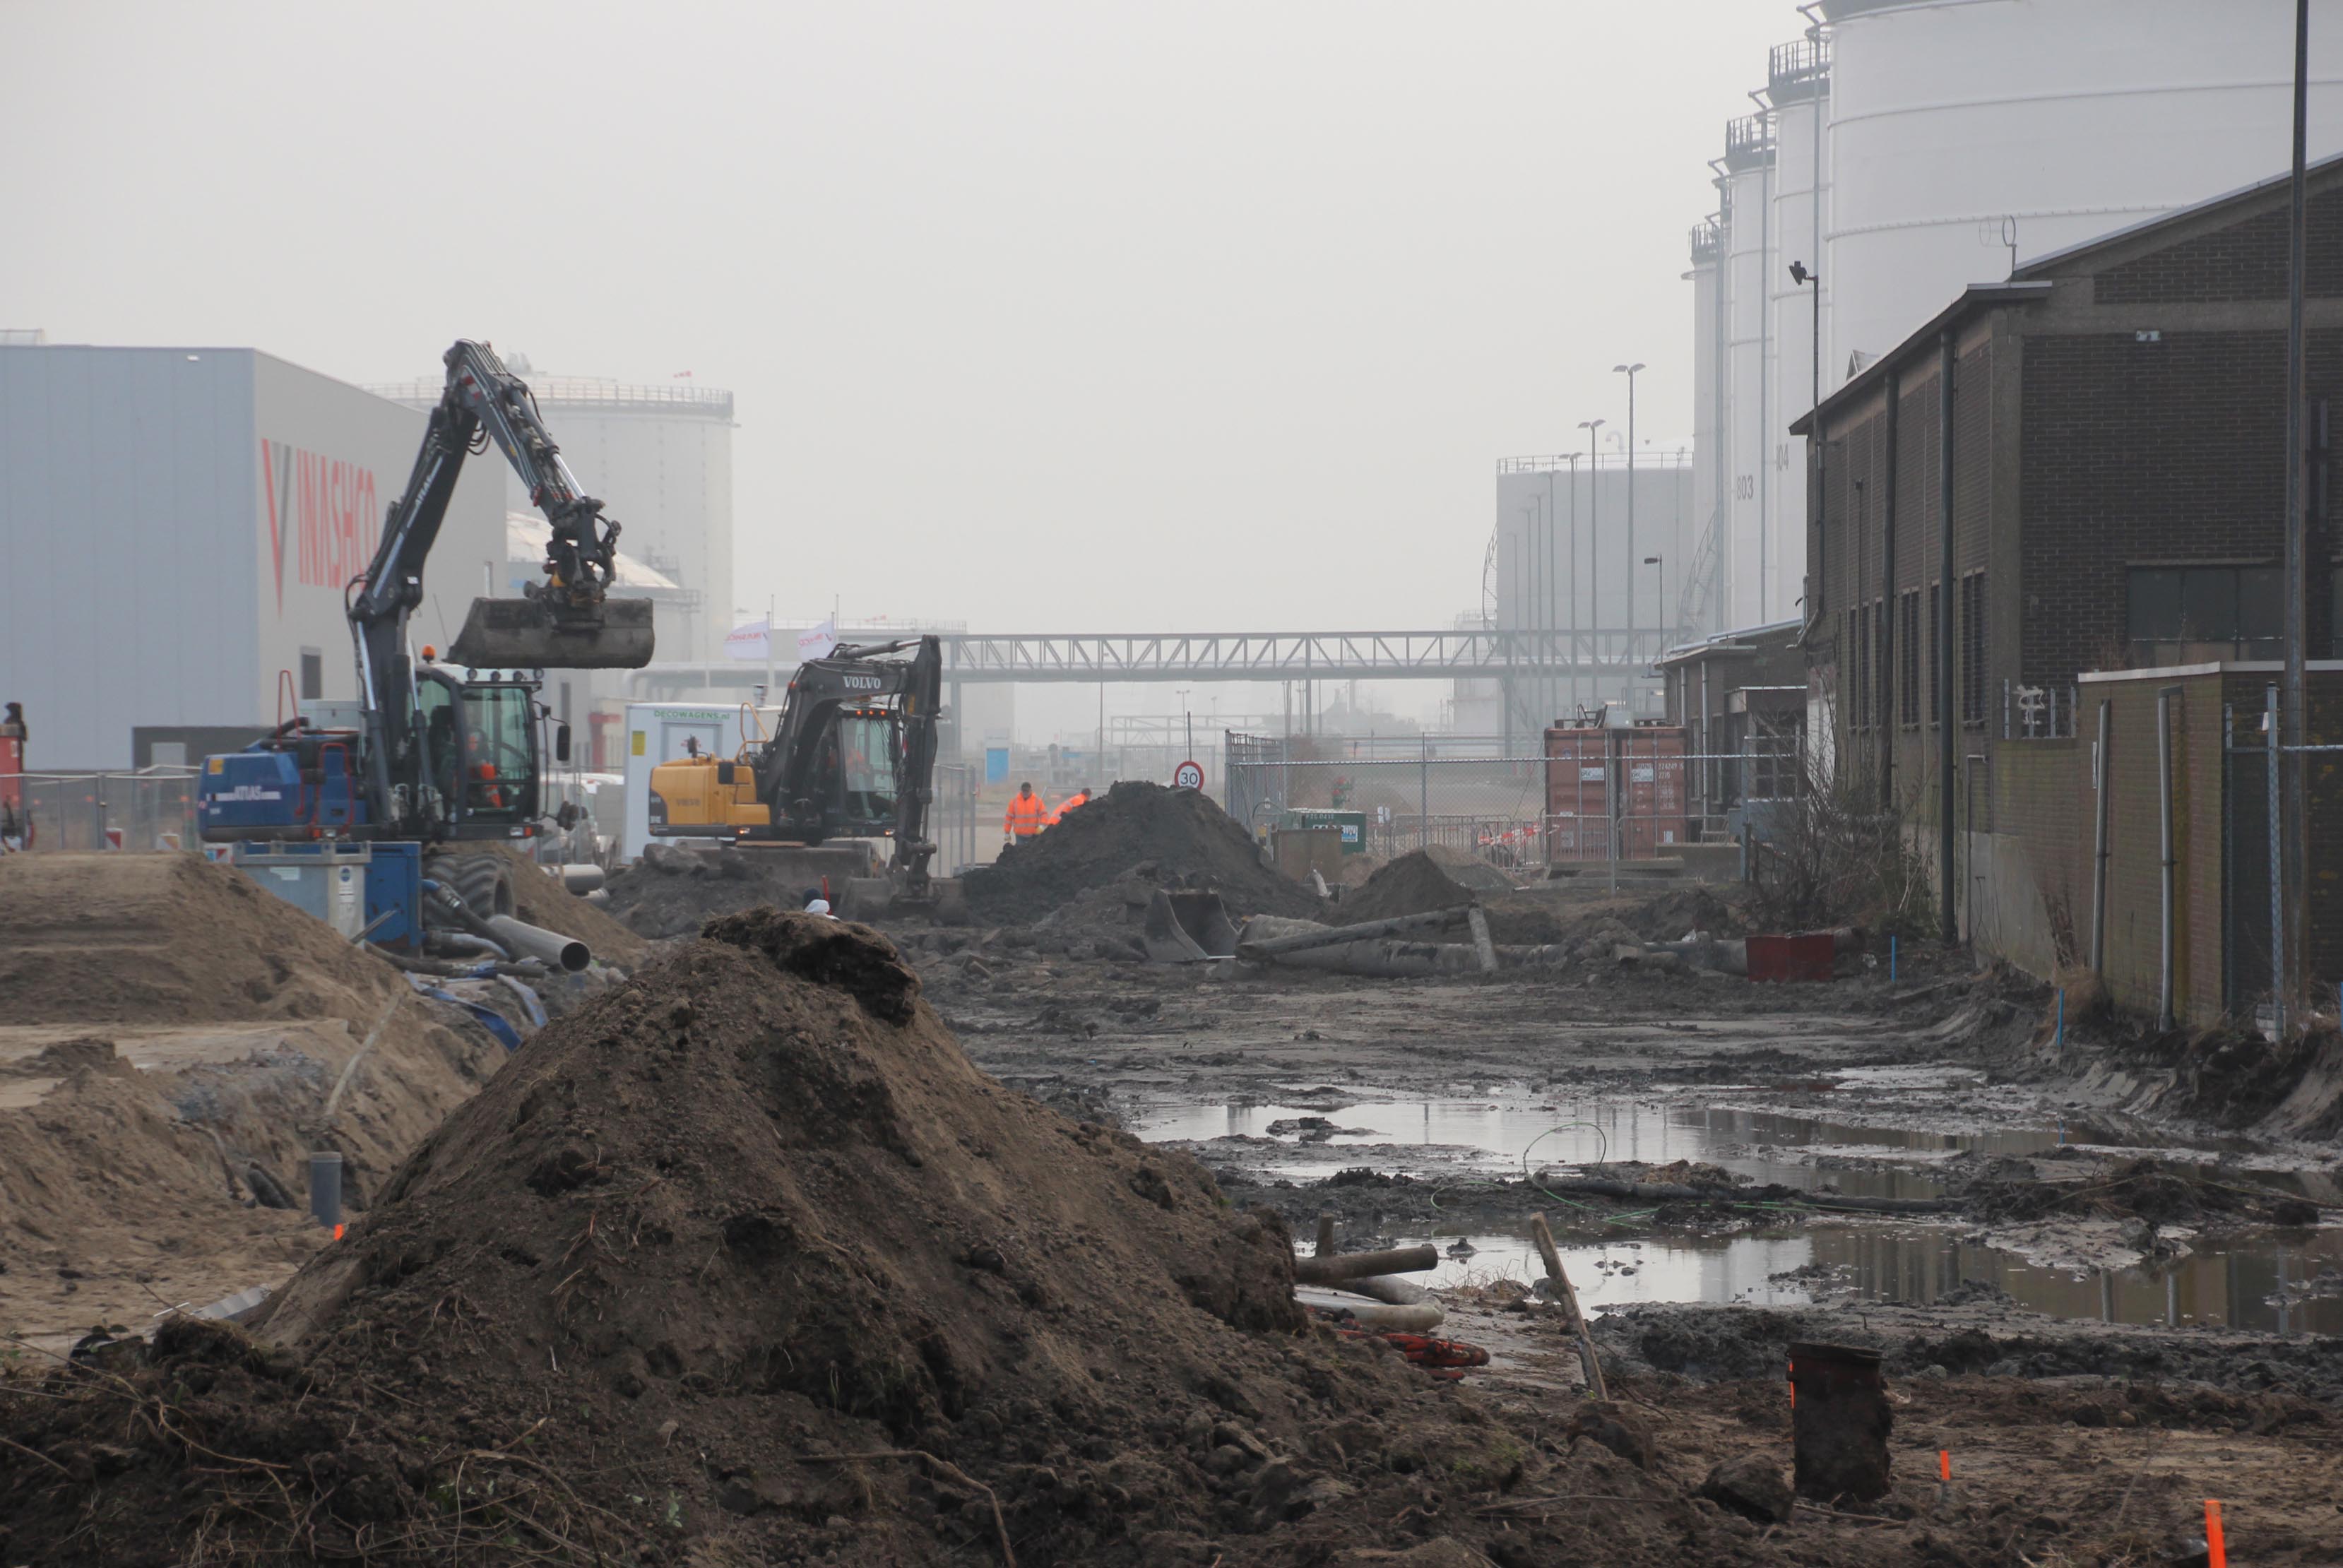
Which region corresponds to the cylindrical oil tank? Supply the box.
[1685,215,1725,637]
[1722,114,1776,632]
[1767,35,1831,612]
[1825,0,2343,369]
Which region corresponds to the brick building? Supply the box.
[1793,155,2343,1018]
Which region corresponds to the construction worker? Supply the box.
[1046,788,1091,826]
[1002,780,1048,845]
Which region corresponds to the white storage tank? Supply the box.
[1825,0,2343,369]
[1767,34,1832,602]
[1721,112,1777,631]
[1684,215,1726,637]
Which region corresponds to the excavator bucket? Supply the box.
[447,595,656,670]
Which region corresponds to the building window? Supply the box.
[2126,564,2281,665]
[299,649,323,701]
[1959,573,1986,725]
[1899,591,1921,726]
[1873,600,1889,735]
[1926,583,1941,726]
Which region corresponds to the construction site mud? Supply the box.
[6,849,2341,1563]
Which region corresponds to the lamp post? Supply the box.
[1565,452,1582,719]
[1578,417,1606,701]
[1791,261,1822,631]
[1644,554,1667,650]
[1613,363,1645,653]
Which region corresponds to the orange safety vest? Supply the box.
[1045,790,1089,826]
[1003,791,1048,836]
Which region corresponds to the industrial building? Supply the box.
[1793,155,2343,1021]
[1482,452,1697,742]
[0,338,504,768]
[1685,0,2343,641]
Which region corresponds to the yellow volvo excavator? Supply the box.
[647,636,964,922]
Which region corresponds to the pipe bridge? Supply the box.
[632,626,1675,695]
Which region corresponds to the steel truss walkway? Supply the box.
[631,626,1675,696]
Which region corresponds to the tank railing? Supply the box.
[1689,218,1723,263]
[1767,36,1830,100]
[1724,114,1776,169]
[1496,450,1695,475]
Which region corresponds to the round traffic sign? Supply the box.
[1172,759,1205,790]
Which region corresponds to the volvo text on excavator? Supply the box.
[646,636,966,922]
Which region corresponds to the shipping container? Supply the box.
[1543,725,1612,862]
[1616,725,1690,857]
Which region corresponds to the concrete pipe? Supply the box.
[559,863,606,896]
[485,914,590,973]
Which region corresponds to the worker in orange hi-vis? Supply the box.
[1002,781,1048,846]
[1045,788,1091,827]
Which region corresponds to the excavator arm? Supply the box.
[350,340,656,831]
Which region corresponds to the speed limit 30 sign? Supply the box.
[1172,759,1205,790]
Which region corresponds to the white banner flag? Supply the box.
[724,618,771,661]
[796,619,837,662]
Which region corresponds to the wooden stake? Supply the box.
[1315,1212,1336,1258]
[1527,1213,1606,1400]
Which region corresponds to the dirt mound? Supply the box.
[966,780,1319,924]
[0,853,413,1026]
[0,855,505,1336]
[486,847,652,966]
[601,842,872,939]
[2,910,1647,1565]
[1336,850,1565,947]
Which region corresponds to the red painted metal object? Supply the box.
[1745,931,1838,982]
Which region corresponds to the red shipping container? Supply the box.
[1745,932,1837,982]
[1543,725,1612,862]
[1615,725,1688,857]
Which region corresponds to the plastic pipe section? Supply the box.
[486,915,591,973]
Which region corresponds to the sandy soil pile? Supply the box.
[0,855,507,1334]
[0,853,414,1026]
[968,781,1319,925]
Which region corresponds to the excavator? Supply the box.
[199,340,656,927]
[646,635,966,922]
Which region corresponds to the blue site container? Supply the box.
[228,840,421,949]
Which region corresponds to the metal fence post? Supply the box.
[1417,733,1429,851]
[2091,699,2111,975]
[2268,682,2284,1039]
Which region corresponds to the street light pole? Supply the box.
[2279,0,2311,1035]
[1613,364,1645,678]
[1579,417,1606,706]
[1644,555,1667,654]
[1565,453,1582,720]
[1791,261,1823,628]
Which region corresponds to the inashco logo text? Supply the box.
[261,439,381,614]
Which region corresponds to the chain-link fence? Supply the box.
[1225,732,1798,874]
[6,770,203,853]
[934,761,982,876]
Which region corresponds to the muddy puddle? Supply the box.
[1380,1223,2343,1338]
[1133,1085,2061,1201]
[1135,1086,2342,1337]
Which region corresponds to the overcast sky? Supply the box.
[2,0,1799,731]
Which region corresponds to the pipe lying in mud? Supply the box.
[1293,1245,1440,1284]
[487,915,590,973]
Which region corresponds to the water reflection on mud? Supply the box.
[1399,1224,2343,1338]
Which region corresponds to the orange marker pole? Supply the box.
[2205,1499,2226,1568]
[1786,1359,1795,1408]
[1939,1450,1951,1483]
